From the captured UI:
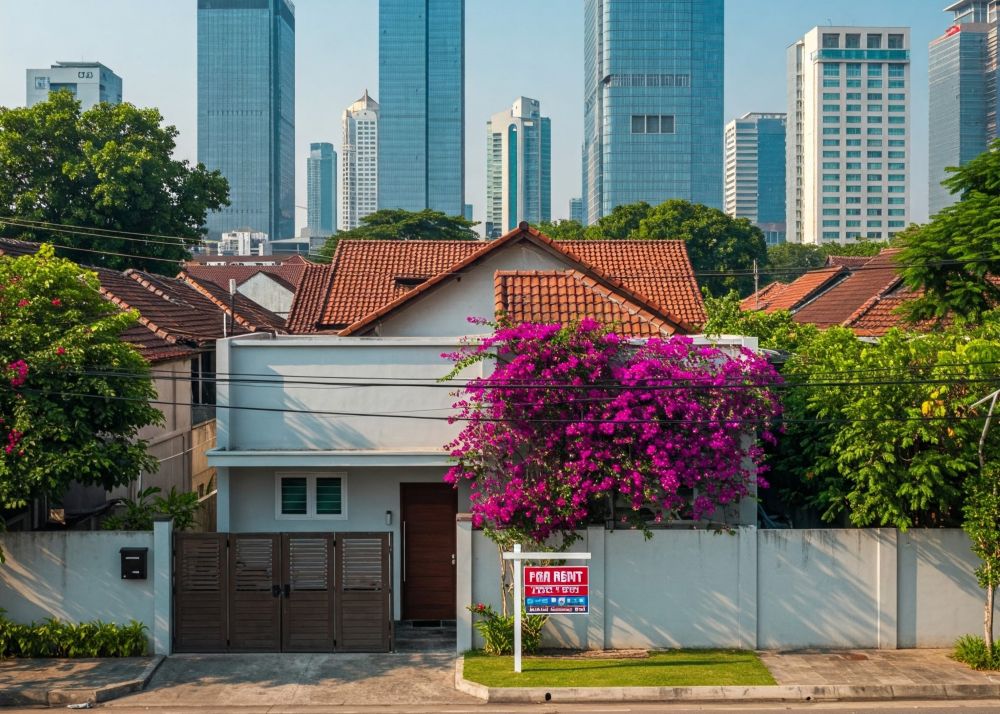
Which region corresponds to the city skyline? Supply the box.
[0,0,944,233]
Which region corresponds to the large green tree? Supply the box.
[0,246,162,513]
[531,219,586,240]
[0,91,228,274]
[900,139,1000,321]
[319,208,478,260]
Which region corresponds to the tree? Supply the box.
[703,290,819,353]
[319,208,478,260]
[443,319,781,543]
[585,202,652,239]
[899,139,1000,321]
[0,91,229,274]
[635,200,767,296]
[763,243,826,284]
[531,219,586,240]
[0,246,163,514]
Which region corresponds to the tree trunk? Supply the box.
[986,581,995,651]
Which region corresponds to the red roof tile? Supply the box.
[119,324,199,363]
[740,281,787,311]
[179,273,286,334]
[495,270,678,337]
[758,268,847,314]
[0,237,40,257]
[793,250,903,328]
[183,262,307,293]
[825,255,871,269]
[285,263,340,334]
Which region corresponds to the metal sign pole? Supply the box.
[513,543,522,673]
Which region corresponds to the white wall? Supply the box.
[0,531,155,630]
[238,273,294,317]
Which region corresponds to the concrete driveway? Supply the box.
[105,652,480,709]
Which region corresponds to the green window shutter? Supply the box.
[281,477,308,515]
[316,478,343,515]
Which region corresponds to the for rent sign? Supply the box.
[523,566,589,614]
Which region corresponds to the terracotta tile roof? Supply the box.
[825,255,871,269]
[183,262,307,293]
[320,240,483,328]
[179,272,286,334]
[0,237,40,257]
[185,253,310,265]
[285,262,341,334]
[843,287,925,337]
[793,250,903,328]
[119,324,199,364]
[495,270,678,337]
[740,281,787,311]
[745,267,847,314]
[558,240,706,327]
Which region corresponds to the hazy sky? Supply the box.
[0,1,946,233]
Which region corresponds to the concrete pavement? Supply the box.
[0,655,162,707]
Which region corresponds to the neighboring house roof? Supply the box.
[741,267,847,314]
[179,272,287,334]
[185,253,310,266]
[287,223,707,336]
[119,324,199,363]
[495,270,677,337]
[793,250,903,328]
[825,255,871,269]
[0,237,41,257]
[182,261,308,293]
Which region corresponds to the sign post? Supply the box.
[503,545,592,673]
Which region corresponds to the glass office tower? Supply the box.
[928,1,995,216]
[378,0,464,216]
[198,0,295,241]
[486,97,551,238]
[725,113,787,245]
[307,143,336,237]
[582,0,724,225]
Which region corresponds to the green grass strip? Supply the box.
[462,649,776,688]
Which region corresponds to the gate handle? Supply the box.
[271,585,281,598]
[283,584,290,598]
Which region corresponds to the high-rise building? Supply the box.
[569,197,583,224]
[787,27,910,244]
[582,0,724,226]
[197,0,295,241]
[929,1,996,216]
[463,204,474,222]
[725,113,787,245]
[485,97,551,239]
[26,62,122,109]
[308,143,336,237]
[341,90,379,232]
[378,0,464,216]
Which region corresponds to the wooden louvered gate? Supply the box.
[173,532,390,653]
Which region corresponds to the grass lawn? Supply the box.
[462,649,776,688]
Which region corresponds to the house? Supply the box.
[182,253,311,318]
[201,224,759,654]
[0,238,286,528]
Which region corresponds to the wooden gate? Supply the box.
[173,531,389,653]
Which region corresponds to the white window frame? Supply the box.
[274,472,348,521]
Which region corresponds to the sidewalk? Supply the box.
[2,649,1000,708]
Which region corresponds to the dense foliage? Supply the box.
[319,208,478,259]
[0,91,228,274]
[0,247,162,512]
[0,611,147,657]
[443,319,782,542]
[102,486,201,532]
[900,138,1000,321]
[703,291,819,354]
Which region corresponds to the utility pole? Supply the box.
[753,259,760,310]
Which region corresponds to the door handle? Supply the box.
[272,584,281,598]
[451,553,456,566]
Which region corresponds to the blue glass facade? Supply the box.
[582,0,724,225]
[307,143,336,236]
[725,113,786,245]
[929,19,993,216]
[198,0,295,241]
[378,0,464,216]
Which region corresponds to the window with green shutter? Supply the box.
[316,478,343,515]
[281,477,308,515]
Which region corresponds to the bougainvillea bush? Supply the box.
[444,319,782,542]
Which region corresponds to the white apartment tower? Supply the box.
[26,62,122,109]
[787,27,911,244]
[341,90,379,231]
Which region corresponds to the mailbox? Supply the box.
[120,547,149,580]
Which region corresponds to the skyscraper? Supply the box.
[378,0,464,216]
[341,90,379,232]
[929,1,995,216]
[582,0,724,226]
[569,197,583,224]
[308,143,336,237]
[485,97,551,239]
[725,113,787,245]
[26,62,122,109]
[787,27,910,244]
[197,0,295,241]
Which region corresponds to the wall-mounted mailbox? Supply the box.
[120,547,149,580]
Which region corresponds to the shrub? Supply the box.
[468,603,546,656]
[0,610,147,658]
[102,486,200,532]
[953,634,1000,670]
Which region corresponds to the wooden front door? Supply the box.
[400,483,457,620]
[281,533,336,652]
[229,534,281,652]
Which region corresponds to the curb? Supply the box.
[0,655,164,708]
[454,657,1000,704]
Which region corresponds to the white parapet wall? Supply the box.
[0,528,171,653]
[460,525,988,651]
